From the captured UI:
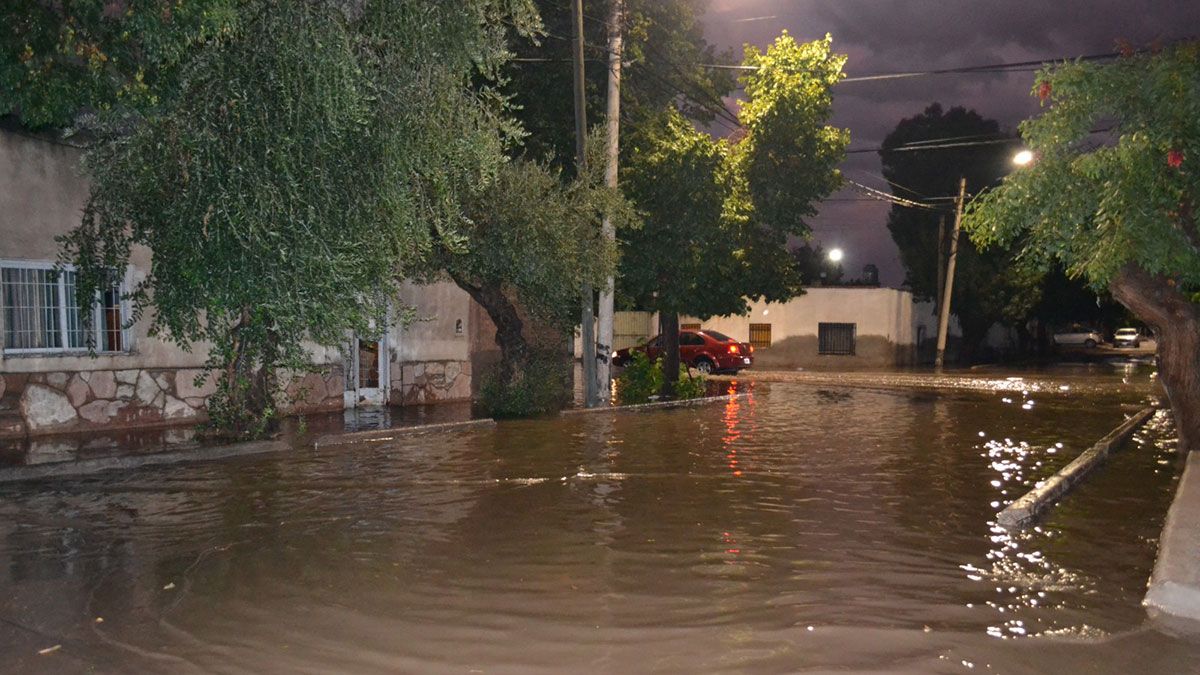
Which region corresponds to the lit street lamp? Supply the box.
[828,247,844,263]
[1013,149,1034,166]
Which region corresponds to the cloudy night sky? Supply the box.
[701,0,1200,287]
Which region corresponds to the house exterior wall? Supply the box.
[0,130,470,440]
[388,280,473,405]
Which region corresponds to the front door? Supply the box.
[345,335,388,407]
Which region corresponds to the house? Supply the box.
[603,287,964,370]
[0,127,474,440]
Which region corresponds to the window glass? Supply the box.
[680,332,704,346]
[1,263,126,353]
[700,329,734,343]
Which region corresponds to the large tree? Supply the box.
[48,0,539,437]
[621,33,848,394]
[966,42,1200,452]
[427,153,631,395]
[880,104,1034,360]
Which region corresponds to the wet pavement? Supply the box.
[1,365,1197,673]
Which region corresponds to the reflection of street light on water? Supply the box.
[828,247,844,263]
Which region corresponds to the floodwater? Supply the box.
[2,368,1198,673]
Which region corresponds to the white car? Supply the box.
[1113,327,1141,348]
[1053,327,1103,349]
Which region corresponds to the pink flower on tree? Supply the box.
[1168,150,1185,169]
[1037,81,1052,101]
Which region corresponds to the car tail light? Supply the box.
[749,345,754,354]
[728,345,740,354]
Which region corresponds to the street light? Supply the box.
[828,247,844,263]
[1013,149,1034,166]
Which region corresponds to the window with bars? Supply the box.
[748,323,772,349]
[818,322,856,355]
[680,323,701,331]
[1,262,128,354]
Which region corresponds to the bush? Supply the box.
[479,352,570,418]
[617,351,707,404]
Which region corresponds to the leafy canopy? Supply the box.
[620,33,848,319]
[966,42,1200,293]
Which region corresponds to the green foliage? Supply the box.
[479,352,570,418]
[620,34,849,320]
[0,0,241,128]
[673,367,706,400]
[503,0,736,168]
[616,350,663,404]
[436,147,631,331]
[965,43,1200,294]
[616,350,705,404]
[54,0,539,436]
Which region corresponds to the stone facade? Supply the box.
[390,359,472,406]
[0,366,345,440]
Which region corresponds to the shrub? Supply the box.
[479,352,570,418]
[617,351,707,404]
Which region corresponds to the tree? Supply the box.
[54,0,539,437]
[880,104,1037,360]
[620,33,848,394]
[427,154,631,396]
[502,0,736,169]
[965,42,1200,453]
[1,0,240,129]
[790,243,843,285]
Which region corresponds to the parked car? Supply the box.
[613,329,754,374]
[1113,327,1142,348]
[1052,325,1104,349]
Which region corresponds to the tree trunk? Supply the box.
[451,274,529,387]
[1109,263,1200,454]
[660,311,680,399]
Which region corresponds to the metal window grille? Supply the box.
[818,322,856,355]
[1,262,128,354]
[748,323,772,349]
[680,323,701,331]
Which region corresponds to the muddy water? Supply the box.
[1,374,1197,673]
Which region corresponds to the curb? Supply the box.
[997,404,1158,527]
[0,418,498,484]
[0,439,288,484]
[1145,451,1200,623]
[561,392,751,416]
[311,418,496,448]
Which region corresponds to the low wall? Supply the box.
[0,365,345,439]
[1145,451,1200,623]
[752,335,914,370]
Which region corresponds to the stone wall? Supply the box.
[390,359,472,406]
[0,366,345,440]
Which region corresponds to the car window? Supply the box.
[680,332,704,346]
[700,330,734,342]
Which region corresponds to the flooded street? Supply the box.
[2,369,1197,673]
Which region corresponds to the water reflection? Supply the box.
[0,380,1195,673]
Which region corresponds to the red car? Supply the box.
[613,329,754,375]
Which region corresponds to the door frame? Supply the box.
[344,333,389,407]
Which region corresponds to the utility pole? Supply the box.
[571,0,598,407]
[934,214,946,315]
[595,0,623,407]
[934,178,967,371]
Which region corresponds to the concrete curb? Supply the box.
[997,404,1158,527]
[1145,451,1200,623]
[0,439,289,484]
[311,418,496,449]
[0,418,498,484]
[560,392,751,416]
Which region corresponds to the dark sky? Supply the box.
[702,0,1200,287]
